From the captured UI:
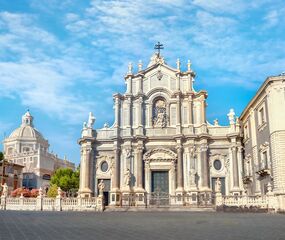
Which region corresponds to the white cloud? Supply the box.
[0,12,98,124]
[62,0,285,90]
[263,8,285,28]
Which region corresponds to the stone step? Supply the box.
[104,206,215,212]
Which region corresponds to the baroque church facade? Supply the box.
[79,52,245,206]
[3,111,75,189]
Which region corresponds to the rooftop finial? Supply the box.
[187,60,192,71]
[128,62,133,75]
[138,60,143,72]
[154,42,164,57]
[21,110,34,127]
[176,58,180,70]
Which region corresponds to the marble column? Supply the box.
[200,96,206,124]
[114,95,120,128]
[112,147,121,190]
[136,146,144,189]
[176,74,181,91]
[176,95,181,134]
[188,96,193,125]
[127,98,131,127]
[126,76,132,94]
[138,75,143,93]
[200,146,209,189]
[176,145,184,190]
[137,97,143,135]
[79,145,92,197]
[232,146,239,188]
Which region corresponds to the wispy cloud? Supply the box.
[64,0,285,90]
[0,12,99,124]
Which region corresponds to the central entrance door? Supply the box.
[150,171,169,206]
[151,171,169,193]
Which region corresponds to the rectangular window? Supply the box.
[258,104,266,126]
[259,107,265,124]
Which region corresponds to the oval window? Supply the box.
[214,160,222,171]
[101,161,109,172]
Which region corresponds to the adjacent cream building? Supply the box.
[240,74,285,196]
[78,52,245,206]
[3,111,75,189]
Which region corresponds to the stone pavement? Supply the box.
[0,211,285,240]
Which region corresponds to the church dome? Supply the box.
[8,110,45,140]
[9,125,44,139]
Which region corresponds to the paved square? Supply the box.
[0,211,285,240]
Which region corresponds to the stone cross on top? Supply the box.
[154,42,164,56]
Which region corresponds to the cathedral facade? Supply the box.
[78,52,244,206]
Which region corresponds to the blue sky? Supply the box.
[0,0,284,165]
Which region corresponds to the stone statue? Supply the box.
[215,178,222,193]
[57,187,62,197]
[103,122,109,128]
[267,182,273,193]
[39,187,43,197]
[1,183,8,197]
[227,109,235,125]
[98,180,105,196]
[87,112,96,128]
[153,100,167,128]
[214,119,219,126]
[189,169,196,187]
[124,168,131,187]
[125,149,131,160]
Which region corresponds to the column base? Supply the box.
[121,188,132,207]
[134,188,146,207]
[175,188,185,205]
[109,189,121,206]
[78,188,92,198]
[185,190,198,205]
[198,189,212,205]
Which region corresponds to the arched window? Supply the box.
[153,98,167,128]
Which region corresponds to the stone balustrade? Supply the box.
[215,192,285,212]
[0,195,104,212]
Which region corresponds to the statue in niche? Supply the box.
[98,180,105,196]
[215,178,222,193]
[189,169,196,187]
[124,168,131,187]
[153,99,167,128]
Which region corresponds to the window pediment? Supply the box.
[144,148,177,162]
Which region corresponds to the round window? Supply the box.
[101,161,109,172]
[213,160,222,171]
